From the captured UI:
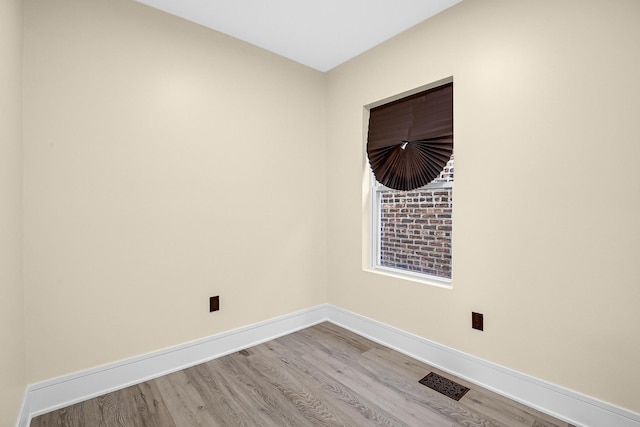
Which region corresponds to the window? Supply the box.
[372,156,453,283]
[367,81,453,285]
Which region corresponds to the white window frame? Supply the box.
[363,76,454,288]
[369,174,453,288]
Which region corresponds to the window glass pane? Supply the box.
[376,156,453,280]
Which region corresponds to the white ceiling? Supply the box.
[135,0,462,72]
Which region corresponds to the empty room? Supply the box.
[1,0,639,426]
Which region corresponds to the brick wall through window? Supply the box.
[377,157,453,279]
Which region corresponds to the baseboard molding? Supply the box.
[14,387,30,427]
[17,304,330,427]
[327,305,640,427]
[17,303,640,427]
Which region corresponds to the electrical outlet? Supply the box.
[472,312,483,331]
[209,296,220,312]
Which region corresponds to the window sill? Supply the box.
[364,265,452,289]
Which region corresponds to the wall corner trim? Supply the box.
[17,304,640,427]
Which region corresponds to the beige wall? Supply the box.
[23,0,327,382]
[326,0,640,413]
[0,0,26,425]
[16,0,640,419]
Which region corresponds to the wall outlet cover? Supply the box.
[472,312,483,331]
[210,296,220,312]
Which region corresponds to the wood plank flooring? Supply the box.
[31,322,575,426]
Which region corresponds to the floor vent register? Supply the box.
[419,372,470,401]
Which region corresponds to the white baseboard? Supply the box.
[327,305,640,427]
[17,303,640,427]
[14,387,30,427]
[17,304,330,427]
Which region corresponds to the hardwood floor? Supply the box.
[31,322,575,426]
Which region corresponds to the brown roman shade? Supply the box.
[367,82,453,191]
